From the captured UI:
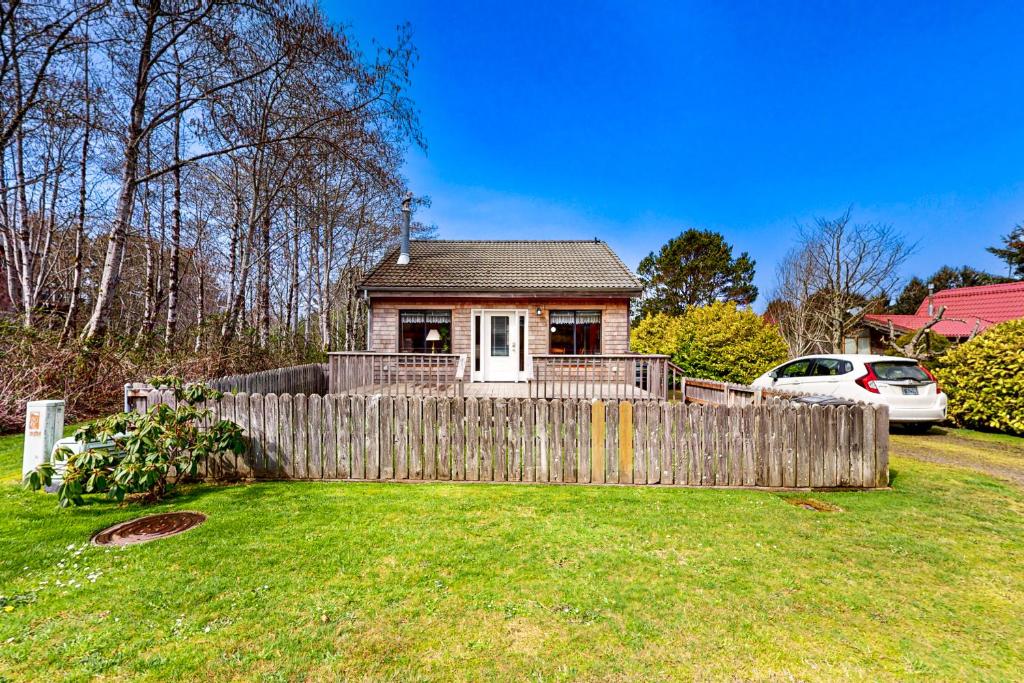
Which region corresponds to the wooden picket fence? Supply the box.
[207,363,328,395]
[138,390,888,489]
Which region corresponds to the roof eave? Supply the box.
[860,317,913,333]
[362,286,642,297]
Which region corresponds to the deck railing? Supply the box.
[328,352,466,398]
[528,355,802,404]
[529,354,678,399]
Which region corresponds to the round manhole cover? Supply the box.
[92,512,207,546]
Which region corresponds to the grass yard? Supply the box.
[1,428,1023,681]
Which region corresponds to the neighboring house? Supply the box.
[847,281,1024,354]
[359,239,642,382]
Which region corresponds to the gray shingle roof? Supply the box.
[361,240,642,293]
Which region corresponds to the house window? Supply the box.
[843,335,871,354]
[549,310,601,355]
[399,310,451,353]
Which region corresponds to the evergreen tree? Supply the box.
[891,265,1011,314]
[636,229,757,317]
[987,225,1024,279]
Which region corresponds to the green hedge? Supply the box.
[631,302,789,384]
[934,319,1024,435]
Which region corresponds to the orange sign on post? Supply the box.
[27,411,42,437]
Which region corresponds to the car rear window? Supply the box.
[871,361,930,382]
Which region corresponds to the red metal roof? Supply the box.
[864,281,1024,337]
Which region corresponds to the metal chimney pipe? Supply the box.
[927,283,935,316]
[398,192,412,265]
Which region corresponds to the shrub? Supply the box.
[934,319,1024,435]
[631,302,790,384]
[630,313,687,356]
[25,377,245,507]
[0,322,325,433]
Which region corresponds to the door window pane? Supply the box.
[491,316,509,356]
[400,310,452,353]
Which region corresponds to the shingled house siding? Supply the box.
[369,297,631,356]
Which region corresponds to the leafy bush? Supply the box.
[25,377,245,507]
[934,319,1024,435]
[630,313,688,356]
[631,302,789,384]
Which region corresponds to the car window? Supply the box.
[810,358,853,377]
[872,361,930,381]
[778,359,813,378]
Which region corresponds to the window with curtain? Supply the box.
[399,310,452,353]
[548,310,601,354]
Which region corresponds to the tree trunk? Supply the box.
[164,58,183,349]
[82,1,158,342]
[137,177,156,346]
[257,206,271,348]
[60,24,92,346]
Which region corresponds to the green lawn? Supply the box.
[1,428,1023,681]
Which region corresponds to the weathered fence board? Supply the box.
[265,394,279,477]
[467,398,479,481]
[279,394,294,478]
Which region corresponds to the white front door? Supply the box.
[482,311,519,382]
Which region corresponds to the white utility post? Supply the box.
[22,400,65,482]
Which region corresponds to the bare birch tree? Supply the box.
[772,209,914,354]
[2,0,424,368]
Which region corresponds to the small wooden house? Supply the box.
[359,239,642,383]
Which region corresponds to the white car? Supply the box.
[751,354,947,432]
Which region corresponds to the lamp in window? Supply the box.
[425,328,441,354]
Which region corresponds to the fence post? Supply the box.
[875,404,890,487]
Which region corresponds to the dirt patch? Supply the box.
[783,497,842,512]
[891,430,1024,488]
[92,511,206,546]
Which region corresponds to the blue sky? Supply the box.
[328,0,1024,305]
